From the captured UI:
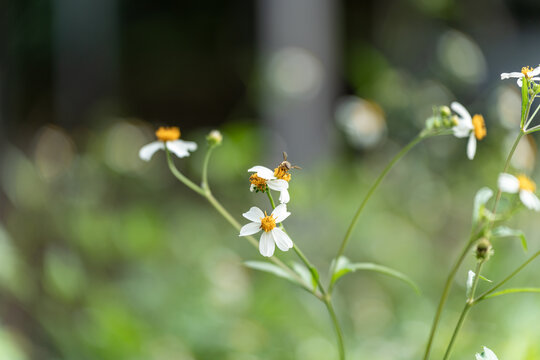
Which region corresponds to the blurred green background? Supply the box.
[2,1,540,359]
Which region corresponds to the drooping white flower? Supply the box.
[475,346,498,360]
[451,102,487,160]
[248,165,290,203]
[139,126,197,161]
[501,65,540,87]
[498,173,540,211]
[239,204,294,257]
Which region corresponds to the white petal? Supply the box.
[530,66,540,77]
[271,228,293,251]
[167,140,197,158]
[239,222,261,236]
[498,173,519,193]
[247,166,275,179]
[272,203,291,223]
[259,231,275,257]
[467,133,477,160]
[267,179,288,191]
[520,190,540,211]
[500,72,523,80]
[517,78,523,87]
[531,77,540,82]
[139,141,165,161]
[242,206,265,222]
[451,101,472,123]
[250,184,255,192]
[278,188,290,204]
[453,123,472,138]
[476,346,499,360]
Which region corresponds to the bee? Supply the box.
[278,152,302,171]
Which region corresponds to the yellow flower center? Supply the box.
[522,66,533,78]
[249,173,267,191]
[274,166,291,182]
[155,127,181,142]
[260,212,276,232]
[518,174,536,192]
[472,114,486,140]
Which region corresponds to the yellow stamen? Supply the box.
[260,212,276,232]
[155,126,181,142]
[518,174,536,192]
[472,114,486,140]
[274,167,291,182]
[249,173,267,191]
[522,66,533,78]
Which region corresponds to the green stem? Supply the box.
[442,261,484,360]
[422,234,476,360]
[475,250,540,303]
[324,298,346,360]
[165,147,206,196]
[330,133,425,286]
[201,145,215,191]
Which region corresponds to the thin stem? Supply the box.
[442,261,483,360]
[324,298,345,360]
[422,233,476,360]
[165,147,206,196]
[524,101,540,131]
[475,250,540,303]
[330,133,425,284]
[201,145,215,191]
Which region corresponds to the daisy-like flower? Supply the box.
[139,126,197,161]
[239,204,293,257]
[498,173,540,211]
[451,102,487,160]
[248,166,290,203]
[501,65,540,87]
[475,346,498,360]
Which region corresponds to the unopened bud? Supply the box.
[451,115,459,126]
[440,106,451,117]
[207,130,223,146]
[475,238,493,261]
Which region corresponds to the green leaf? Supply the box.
[244,261,296,284]
[473,187,493,224]
[292,263,317,291]
[521,76,528,128]
[485,287,540,299]
[492,226,528,252]
[330,256,420,294]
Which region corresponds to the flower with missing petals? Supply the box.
[139,126,197,161]
[239,204,293,257]
[248,166,290,203]
[451,102,486,160]
[498,173,540,211]
[501,65,540,87]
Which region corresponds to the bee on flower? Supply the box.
[139,126,197,161]
[498,173,540,211]
[451,102,486,160]
[239,204,293,257]
[247,153,299,204]
[501,65,540,87]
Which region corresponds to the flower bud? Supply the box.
[475,237,493,262]
[440,105,451,117]
[207,130,223,146]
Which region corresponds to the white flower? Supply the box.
[475,346,498,360]
[498,173,540,211]
[239,204,294,257]
[451,102,487,160]
[139,126,197,161]
[248,165,290,204]
[501,65,540,87]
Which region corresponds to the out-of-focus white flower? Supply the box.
[139,126,197,161]
[239,204,293,257]
[451,102,486,160]
[248,166,290,204]
[498,173,540,211]
[501,65,540,87]
[475,346,498,360]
